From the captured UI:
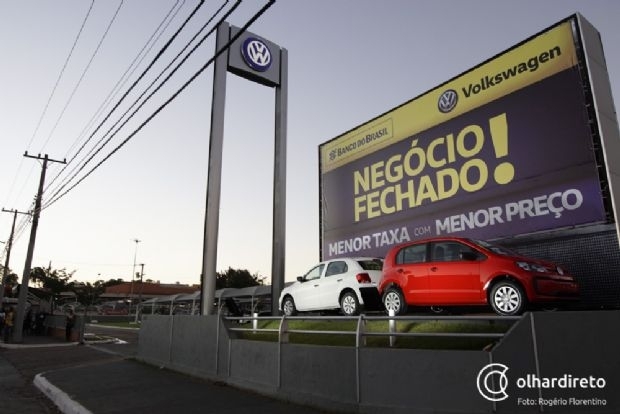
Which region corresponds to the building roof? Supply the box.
[103,282,198,297]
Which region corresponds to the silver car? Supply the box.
[279,257,383,316]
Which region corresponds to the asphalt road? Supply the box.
[84,324,139,358]
[0,324,138,414]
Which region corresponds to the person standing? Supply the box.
[65,308,75,342]
[3,306,14,343]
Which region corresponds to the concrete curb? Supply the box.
[0,341,79,349]
[34,373,93,414]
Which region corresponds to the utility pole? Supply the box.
[0,208,31,306]
[129,238,140,320]
[134,263,144,323]
[13,152,66,343]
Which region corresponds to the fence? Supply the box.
[138,310,620,414]
[225,313,520,348]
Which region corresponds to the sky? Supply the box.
[0,0,619,287]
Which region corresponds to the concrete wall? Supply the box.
[281,344,357,412]
[138,315,228,378]
[359,348,490,414]
[493,311,620,413]
[137,311,620,414]
[44,314,84,342]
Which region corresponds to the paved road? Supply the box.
[1,343,120,414]
[2,325,330,414]
[0,324,135,414]
[84,324,139,357]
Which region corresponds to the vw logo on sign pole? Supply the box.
[203,23,287,317]
[241,37,272,72]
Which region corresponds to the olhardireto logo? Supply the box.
[438,89,458,113]
[477,363,509,402]
[241,37,272,72]
[475,363,608,406]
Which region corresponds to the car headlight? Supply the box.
[516,261,548,273]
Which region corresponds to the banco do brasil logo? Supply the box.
[477,363,509,402]
[241,37,272,72]
[438,89,458,113]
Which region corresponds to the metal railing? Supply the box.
[224,313,521,348]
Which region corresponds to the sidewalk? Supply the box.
[1,335,329,414]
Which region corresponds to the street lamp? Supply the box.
[129,239,140,319]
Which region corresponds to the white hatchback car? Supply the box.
[279,257,383,316]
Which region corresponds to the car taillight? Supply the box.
[356,273,371,283]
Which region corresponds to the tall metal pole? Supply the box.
[134,263,144,323]
[14,153,66,343]
[129,238,140,319]
[271,48,288,315]
[0,209,28,306]
[201,22,229,315]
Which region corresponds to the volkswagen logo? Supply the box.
[476,363,509,402]
[438,89,458,113]
[241,37,272,72]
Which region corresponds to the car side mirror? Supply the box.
[297,276,305,282]
[460,251,478,261]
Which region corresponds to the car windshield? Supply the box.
[470,239,520,256]
[357,258,383,270]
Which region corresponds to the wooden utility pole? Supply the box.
[13,152,66,343]
[0,208,31,306]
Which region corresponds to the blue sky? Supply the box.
[1,0,619,286]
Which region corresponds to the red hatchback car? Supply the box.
[378,237,579,316]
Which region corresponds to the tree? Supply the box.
[216,267,264,289]
[1,271,18,298]
[70,278,124,306]
[30,266,74,294]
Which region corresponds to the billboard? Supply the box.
[319,15,613,260]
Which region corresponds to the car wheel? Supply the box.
[340,291,359,316]
[490,280,526,316]
[382,286,407,315]
[282,296,297,316]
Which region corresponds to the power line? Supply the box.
[28,1,96,152]
[62,0,185,161]
[1,1,95,211]
[45,0,186,193]
[43,0,275,210]
[44,0,207,202]
[37,0,125,154]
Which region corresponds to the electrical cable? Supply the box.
[43,0,275,210]
[62,0,185,161]
[45,0,185,192]
[44,0,207,200]
[0,1,95,211]
[38,0,125,154]
[1,0,206,266]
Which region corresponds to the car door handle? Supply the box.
[430,266,438,272]
[313,284,319,287]
[337,278,343,282]
[397,268,404,273]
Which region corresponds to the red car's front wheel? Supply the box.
[490,281,526,316]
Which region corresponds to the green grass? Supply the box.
[230,318,512,350]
